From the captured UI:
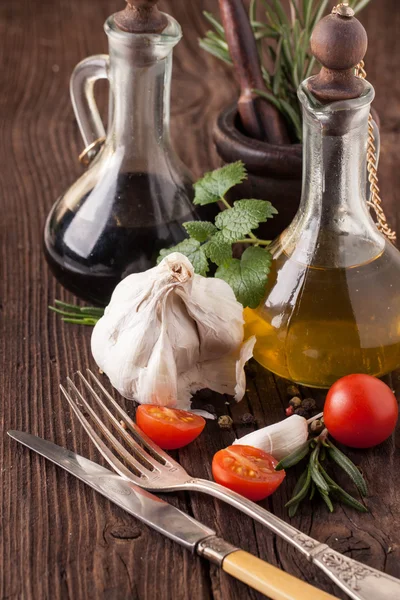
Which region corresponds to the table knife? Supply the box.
[8,430,338,600]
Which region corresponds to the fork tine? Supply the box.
[60,384,143,483]
[65,377,152,478]
[86,369,179,467]
[76,371,160,472]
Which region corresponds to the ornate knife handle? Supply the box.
[189,479,400,600]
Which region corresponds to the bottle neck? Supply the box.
[103,17,180,163]
[109,47,171,149]
[281,82,384,268]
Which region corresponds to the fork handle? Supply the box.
[188,479,400,600]
[222,550,338,599]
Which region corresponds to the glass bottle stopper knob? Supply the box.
[307,5,368,102]
[114,0,168,34]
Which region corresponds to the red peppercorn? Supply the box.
[285,406,294,416]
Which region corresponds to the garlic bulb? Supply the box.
[91,252,255,409]
[233,415,309,460]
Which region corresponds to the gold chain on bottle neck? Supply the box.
[355,60,396,243]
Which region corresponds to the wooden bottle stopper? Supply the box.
[308,3,368,102]
[114,0,168,34]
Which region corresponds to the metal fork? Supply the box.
[61,370,400,600]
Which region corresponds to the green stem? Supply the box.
[236,238,271,246]
[220,196,232,210]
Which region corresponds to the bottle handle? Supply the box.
[70,54,109,166]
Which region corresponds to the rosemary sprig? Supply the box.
[49,300,104,326]
[276,428,368,516]
[200,0,372,141]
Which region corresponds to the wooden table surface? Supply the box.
[1,1,400,599]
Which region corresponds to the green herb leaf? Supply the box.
[53,300,83,313]
[203,232,232,266]
[285,466,311,508]
[215,246,272,308]
[330,487,368,513]
[215,199,277,241]
[276,440,312,470]
[202,11,225,36]
[318,488,334,512]
[49,301,104,325]
[253,88,282,111]
[183,221,217,242]
[319,465,368,513]
[80,306,105,317]
[62,317,100,326]
[350,0,372,14]
[326,441,368,497]
[198,39,232,65]
[158,239,209,276]
[288,503,300,518]
[287,468,309,517]
[309,446,330,493]
[309,480,316,500]
[193,161,247,205]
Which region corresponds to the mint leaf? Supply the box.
[193,161,247,205]
[215,246,272,308]
[158,239,209,276]
[215,199,277,241]
[183,221,217,242]
[235,199,277,220]
[204,232,232,266]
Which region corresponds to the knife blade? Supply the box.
[9,431,339,600]
[8,430,215,550]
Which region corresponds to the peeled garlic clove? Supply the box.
[233,415,309,461]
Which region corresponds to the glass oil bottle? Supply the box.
[44,1,214,305]
[244,5,400,387]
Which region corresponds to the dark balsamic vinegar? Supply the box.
[44,172,209,305]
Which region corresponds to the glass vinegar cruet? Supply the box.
[44,0,213,306]
[244,5,400,388]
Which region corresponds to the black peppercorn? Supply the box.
[294,407,307,417]
[287,385,300,397]
[289,396,302,409]
[240,413,257,425]
[302,398,317,411]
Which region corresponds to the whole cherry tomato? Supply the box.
[212,445,286,501]
[136,405,205,450]
[324,374,398,448]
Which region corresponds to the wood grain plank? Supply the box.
[0,1,399,599]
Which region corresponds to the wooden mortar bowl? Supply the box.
[213,103,303,239]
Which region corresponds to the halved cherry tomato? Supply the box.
[212,445,286,501]
[324,374,398,448]
[136,405,206,450]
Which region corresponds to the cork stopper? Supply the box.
[114,0,168,34]
[307,3,368,102]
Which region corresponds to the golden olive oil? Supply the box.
[244,241,400,388]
